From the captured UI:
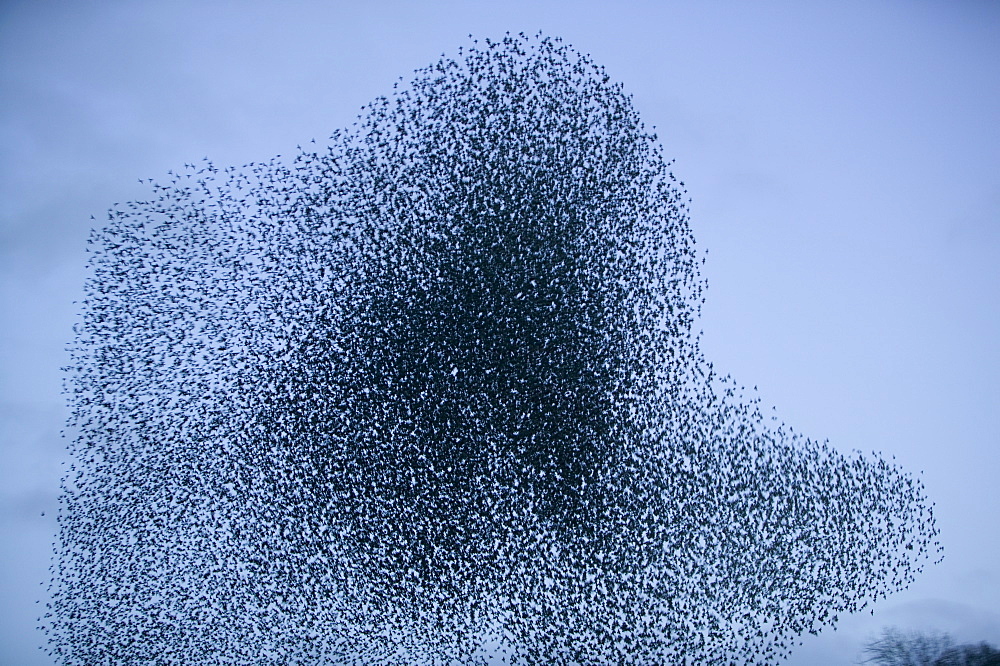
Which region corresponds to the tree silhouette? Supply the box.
[861,628,1000,666]
[47,33,940,664]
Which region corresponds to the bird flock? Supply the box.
[46,33,940,664]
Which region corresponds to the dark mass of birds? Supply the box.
[45,33,940,665]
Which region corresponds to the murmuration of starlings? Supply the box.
[46,32,940,665]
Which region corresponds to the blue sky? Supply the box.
[1,1,997,663]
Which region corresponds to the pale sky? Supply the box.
[1,1,998,663]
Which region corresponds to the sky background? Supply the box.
[1,0,997,663]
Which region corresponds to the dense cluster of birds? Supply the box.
[46,33,940,664]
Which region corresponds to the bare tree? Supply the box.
[936,643,1000,666]
[862,628,1000,666]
